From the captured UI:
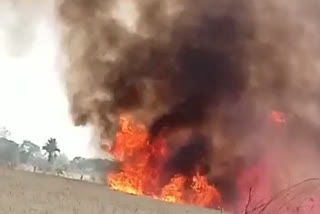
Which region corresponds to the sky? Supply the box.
[0,1,94,159]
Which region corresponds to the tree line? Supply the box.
[0,134,114,183]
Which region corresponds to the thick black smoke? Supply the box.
[58,0,320,206]
[58,0,255,140]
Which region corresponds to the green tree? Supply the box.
[0,127,11,139]
[53,153,69,175]
[0,138,19,165]
[18,140,40,164]
[42,138,60,163]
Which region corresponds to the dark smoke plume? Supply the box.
[58,0,256,149]
[58,0,320,205]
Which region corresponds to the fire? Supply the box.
[270,111,286,124]
[161,174,186,203]
[107,115,222,208]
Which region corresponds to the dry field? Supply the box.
[0,167,226,214]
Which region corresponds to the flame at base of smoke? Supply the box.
[106,115,222,209]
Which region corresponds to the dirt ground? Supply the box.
[0,167,226,214]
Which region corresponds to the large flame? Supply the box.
[107,115,222,208]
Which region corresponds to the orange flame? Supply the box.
[106,115,222,208]
[161,174,186,203]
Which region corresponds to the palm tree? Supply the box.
[42,138,60,163]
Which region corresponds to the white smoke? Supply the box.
[0,0,55,57]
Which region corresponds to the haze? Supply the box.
[0,0,94,159]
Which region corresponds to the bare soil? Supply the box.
[0,167,226,214]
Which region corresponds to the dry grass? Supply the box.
[0,166,227,214]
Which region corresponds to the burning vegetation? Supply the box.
[58,0,320,213]
[107,115,221,208]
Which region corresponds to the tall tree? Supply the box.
[18,140,40,163]
[42,138,60,163]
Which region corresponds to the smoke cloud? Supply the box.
[0,0,54,57]
[58,0,320,205]
[58,0,254,146]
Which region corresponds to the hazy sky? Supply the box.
[0,1,93,159]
